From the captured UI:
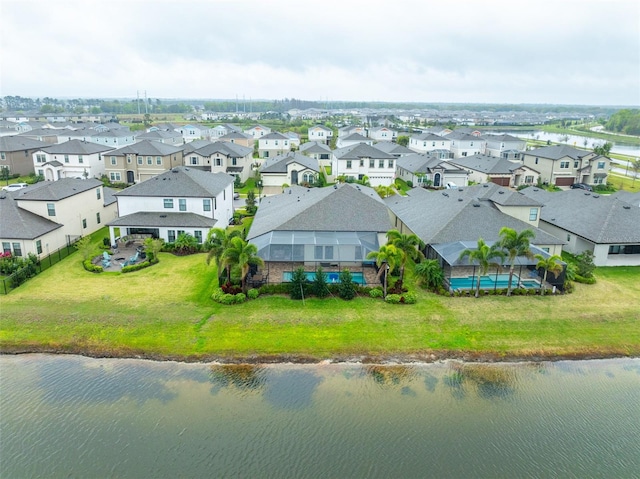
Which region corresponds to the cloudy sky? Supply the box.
[1,0,639,105]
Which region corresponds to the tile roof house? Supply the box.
[299,141,332,162]
[218,131,254,148]
[408,133,452,155]
[335,132,373,149]
[259,152,321,195]
[108,166,234,246]
[136,129,183,145]
[307,125,333,145]
[482,134,526,158]
[246,183,392,284]
[1,178,117,258]
[244,124,272,139]
[372,142,414,158]
[519,187,640,266]
[450,154,539,188]
[183,141,254,182]
[444,131,486,159]
[103,140,184,184]
[0,136,50,176]
[368,126,397,142]
[520,145,609,187]
[396,153,469,188]
[258,132,292,159]
[332,143,395,186]
[34,140,114,182]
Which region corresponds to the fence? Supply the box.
[0,239,79,295]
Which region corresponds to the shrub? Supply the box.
[121,261,151,273]
[575,251,596,278]
[388,279,407,295]
[221,282,243,294]
[258,283,289,295]
[369,288,383,298]
[401,292,417,304]
[211,288,225,302]
[312,266,330,298]
[219,293,236,305]
[83,259,103,273]
[563,281,575,293]
[384,294,401,304]
[289,267,309,300]
[234,293,247,303]
[406,180,413,188]
[574,274,596,285]
[337,269,357,300]
[247,288,260,300]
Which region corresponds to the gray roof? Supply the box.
[341,132,369,142]
[299,141,331,154]
[219,131,252,140]
[260,132,288,140]
[333,143,394,160]
[445,131,485,142]
[309,124,332,132]
[106,140,183,156]
[451,154,522,175]
[247,183,391,239]
[260,152,319,174]
[525,145,593,160]
[385,186,560,245]
[42,139,114,155]
[12,178,103,201]
[373,142,414,156]
[482,133,522,142]
[0,192,62,240]
[137,130,183,140]
[115,166,233,198]
[107,211,217,228]
[190,142,252,158]
[396,153,466,174]
[181,140,213,154]
[410,132,448,141]
[0,136,49,152]
[520,188,640,243]
[103,187,118,206]
[611,191,640,207]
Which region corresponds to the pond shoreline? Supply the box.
[1,345,635,364]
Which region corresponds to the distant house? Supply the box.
[244,124,272,139]
[108,166,234,246]
[450,154,539,188]
[258,132,291,158]
[520,145,609,186]
[396,153,468,188]
[332,143,396,186]
[482,134,526,158]
[178,124,212,142]
[445,131,486,158]
[33,140,114,181]
[136,129,183,145]
[373,141,414,158]
[368,126,397,142]
[338,125,366,138]
[299,141,332,163]
[87,128,137,148]
[259,152,321,195]
[218,131,254,148]
[408,133,451,155]
[246,183,392,284]
[1,178,117,258]
[520,188,640,266]
[211,124,242,138]
[182,141,254,182]
[307,125,333,145]
[103,141,184,184]
[284,131,301,148]
[336,133,372,149]
[0,136,50,176]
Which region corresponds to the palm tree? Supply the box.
[534,254,563,296]
[458,238,505,298]
[386,229,425,281]
[414,259,444,290]
[498,227,535,296]
[205,228,241,283]
[366,244,402,298]
[222,237,264,293]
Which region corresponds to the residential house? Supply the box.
[211,124,243,138]
[108,166,234,246]
[246,183,392,284]
[368,126,397,142]
[87,128,137,148]
[244,124,272,139]
[396,153,468,188]
[299,141,332,164]
[370,141,414,158]
[445,131,486,158]
[34,140,114,181]
[258,132,291,159]
[520,188,640,266]
[520,145,609,186]
[259,152,321,195]
[136,129,183,145]
[450,154,539,187]
[183,141,254,182]
[338,125,366,137]
[0,136,50,176]
[408,133,452,154]
[16,128,64,144]
[218,131,254,148]
[307,125,333,145]
[336,132,372,149]
[1,178,117,258]
[482,134,526,158]
[178,124,212,142]
[103,141,184,184]
[284,131,301,149]
[332,143,396,186]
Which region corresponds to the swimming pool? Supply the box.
[282,271,366,285]
[448,274,540,291]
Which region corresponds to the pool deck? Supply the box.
[254,262,381,286]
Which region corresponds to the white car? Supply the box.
[445,182,457,189]
[2,183,28,192]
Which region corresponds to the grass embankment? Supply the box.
[1,247,639,362]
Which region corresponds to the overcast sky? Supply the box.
[1,0,639,106]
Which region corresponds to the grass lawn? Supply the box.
[608,173,639,192]
[1,246,639,361]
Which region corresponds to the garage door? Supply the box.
[556,177,575,186]
[490,177,511,186]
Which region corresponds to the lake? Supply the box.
[1,355,639,478]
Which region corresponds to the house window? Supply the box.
[147,156,152,165]
[36,240,42,254]
[96,188,101,200]
[137,157,143,165]
[389,159,394,169]
[110,172,121,182]
[567,234,571,241]
[194,231,203,244]
[314,246,323,259]
[190,156,198,165]
[560,161,570,168]
[529,208,538,221]
[346,160,352,169]
[38,169,43,176]
[232,158,237,166]
[462,152,468,157]
[47,203,55,216]
[110,156,117,165]
[423,141,427,147]
[542,247,550,253]
[156,157,162,165]
[82,218,87,229]
[360,159,364,167]
[2,242,10,254]
[36,154,46,163]
[369,159,375,168]
[64,155,69,163]
[432,142,436,147]
[215,158,222,166]
[96,212,101,224]
[177,230,185,237]
[203,199,211,211]
[597,161,605,169]
[574,160,579,168]
[0,152,5,160]
[164,199,174,208]
[324,246,333,260]
[12,243,22,257]
[79,155,83,164]
[127,155,133,163]
[379,160,384,168]
[179,199,186,211]
[525,175,534,184]
[168,230,176,243]
[275,140,279,146]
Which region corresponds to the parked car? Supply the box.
[570,183,593,191]
[2,183,28,192]
[233,192,240,200]
[445,182,457,189]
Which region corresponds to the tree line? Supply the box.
[605,109,640,135]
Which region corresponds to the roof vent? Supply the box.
[483,184,489,188]
[159,214,167,218]
[533,189,539,192]
[473,203,480,207]
[288,189,291,194]
[584,192,590,196]
[593,195,599,198]
[498,191,504,194]
[623,205,631,209]
[442,192,449,197]
[458,198,463,202]
[184,167,189,171]
[172,168,179,173]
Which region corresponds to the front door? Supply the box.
[291,170,298,185]
[126,170,135,183]
[433,173,441,187]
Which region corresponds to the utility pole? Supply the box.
[144,91,148,114]
[137,91,140,115]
